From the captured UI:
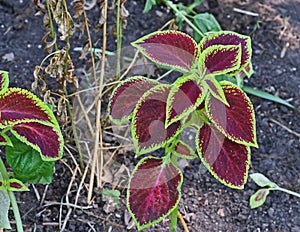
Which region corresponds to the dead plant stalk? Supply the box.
[87,0,108,203]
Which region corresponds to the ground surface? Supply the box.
[0,0,299,231]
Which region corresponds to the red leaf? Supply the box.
[11,121,63,160]
[197,124,250,188]
[0,88,55,125]
[132,85,181,154]
[200,31,252,75]
[200,44,241,75]
[166,76,204,125]
[203,77,228,106]
[132,31,199,72]
[0,134,6,143]
[108,77,158,124]
[173,140,197,159]
[127,157,183,230]
[206,81,257,147]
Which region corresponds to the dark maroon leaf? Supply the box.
[173,140,197,159]
[0,88,55,125]
[200,31,252,75]
[11,121,63,160]
[200,44,241,75]
[197,124,250,188]
[132,85,181,154]
[0,134,6,143]
[132,31,199,72]
[127,157,183,230]
[166,77,204,125]
[109,76,158,124]
[206,81,257,147]
[203,77,228,106]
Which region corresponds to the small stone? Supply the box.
[268,207,274,217]
[217,208,226,217]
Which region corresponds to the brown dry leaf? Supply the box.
[52,0,75,40]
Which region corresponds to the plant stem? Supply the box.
[170,155,178,232]
[276,187,300,198]
[116,0,122,79]
[0,158,23,232]
[45,0,58,51]
[170,205,178,232]
[164,0,204,37]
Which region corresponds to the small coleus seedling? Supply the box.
[108,30,257,230]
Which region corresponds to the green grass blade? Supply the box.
[243,86,300,113]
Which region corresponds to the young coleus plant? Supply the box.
[108,30,257,230]
[0,70,64,230]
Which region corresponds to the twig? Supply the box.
[269,118,300,138]
[88,0,108,203]
[233,8,259,17]
[178,210,189,232]
[43,201,93,210]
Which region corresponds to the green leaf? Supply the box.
[6,135,55,184]
[0,174,11,229]
[102,188,121,209]
[143,0,160,13]
[193,13,221,42]
[250,173,278,188]
[250,188,270,209]
[0,70,9,94]
[243,86,300,113]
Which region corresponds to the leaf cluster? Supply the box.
[108,30,257,230]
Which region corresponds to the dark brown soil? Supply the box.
[0,0,299,231]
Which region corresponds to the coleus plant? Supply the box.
[108,30,258,230]
[0,70,63,230]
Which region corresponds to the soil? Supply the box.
[0,0,299,232]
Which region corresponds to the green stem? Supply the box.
[0,158,24,232]
[164,0,204,37]
[275,187,300,198]
[170,205,178,232]
[45,0,58,51]
[170,155,178,232]
[116,0,122,79]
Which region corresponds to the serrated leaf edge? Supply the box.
[199,44,242,76]
[131,30,199,73]
[165,75,205,127]
[108,76,159,125]
[205,81,258,147]
[9,119,64,161]
[126,156,183,230]
[131,84,182,155]
[196,125,251,189]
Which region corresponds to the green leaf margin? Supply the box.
[126,156,183,230]
[131,30,199,73]
[131,84,182,155]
